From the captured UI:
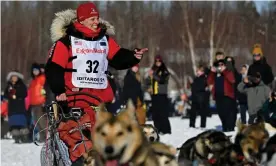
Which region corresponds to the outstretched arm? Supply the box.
[107,37,147,70]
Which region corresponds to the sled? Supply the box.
[35,92,102,166]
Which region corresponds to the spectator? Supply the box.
[261,89,276,128]
[225,56,242,127]
[239,64,249,124]
[29,63,46,142]
[4,71,29,143]
[205,51,226,76]
[247,44,274,86]
[149,55,171,134]
[207,59,236,132]
[122,64,144,108]
[190,65,209,128]
[122,64,145,124]
[238,72,270,124]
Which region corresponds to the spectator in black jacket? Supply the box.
[122,64,144,107]
[190,65,209,128]
[149,55,171,134]
[247,44,274,86]
[4,71,29,143]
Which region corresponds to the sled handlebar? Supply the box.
[48,92,104,120]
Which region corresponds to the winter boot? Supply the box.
[11,129,20,144]
[20,128,30,143]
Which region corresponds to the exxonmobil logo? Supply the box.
[76,48,106,54]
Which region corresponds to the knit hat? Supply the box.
[155,55,163,62]
[31,63,40,70]
[252,44,263,57]
[133,64,139,68]
[77,2,99,22]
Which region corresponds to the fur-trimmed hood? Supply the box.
[50,9,115,42]
[6,71,24,81]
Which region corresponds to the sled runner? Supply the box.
[34,92,103,166]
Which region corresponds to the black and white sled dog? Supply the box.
[141,124,160,142]
[261,133,276,166]
[177,130,232,166]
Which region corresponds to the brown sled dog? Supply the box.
[91,100,159,166]
[136,98,146,125]
[235,118,269,165]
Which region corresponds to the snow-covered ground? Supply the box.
[1,115,275,166]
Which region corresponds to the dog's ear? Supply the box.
[255,114,265,129]
[118,99,137,124]
[126,99,136,111]
[257,120,265,129]
[236,118,247,133]
[95,103,111,124]
[204,138,211,146]
[169,146,177,155]
[152,125,159,133]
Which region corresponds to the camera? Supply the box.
[216,67,222,73]
[247,76,255,83]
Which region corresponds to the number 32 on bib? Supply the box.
[71,36,109,89]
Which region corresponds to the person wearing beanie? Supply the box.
[207,59,236,132]
[28,62,46,142]
[45,2,148,164]
[247,44,274,86]
[148,55,171,134]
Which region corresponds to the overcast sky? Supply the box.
[254,0,270,13]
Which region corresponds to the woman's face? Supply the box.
[216,54,224,61]
[11,76,18,83]
[253,54,261,61]
[155,60,162,67]
[33,68,40,76]
[241,66,247,75]
[81,16,99,31]
[132,66,139,73]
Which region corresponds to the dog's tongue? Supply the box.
[105,160,119,166]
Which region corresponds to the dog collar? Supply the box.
[208,158,217,164]
[237,155,245,161]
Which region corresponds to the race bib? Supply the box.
[70,36,109,89]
